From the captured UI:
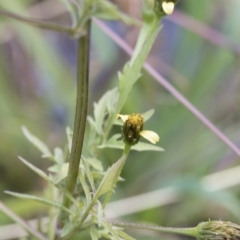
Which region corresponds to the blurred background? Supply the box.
[0,0,240,239]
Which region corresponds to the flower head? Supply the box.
[157,0,179,15]
[196,220,240,240]
[117,113,160,146]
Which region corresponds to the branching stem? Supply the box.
[0,8,73,34]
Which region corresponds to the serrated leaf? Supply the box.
[21,126,53,159]
[113,17,161,120]
[98,134,164,152]
[18,156,52,182]
[95,154,127,199]
[5,191,72,214]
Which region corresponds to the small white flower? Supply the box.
[162,1,175,15]
[117,113,160,146]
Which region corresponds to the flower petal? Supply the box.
[140,130,160,144]
[162,1,175,15]
[117,114,129,122]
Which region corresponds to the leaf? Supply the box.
[95,1,139,25]
[78,168,91,204]
[5,191,72,214]
[90,227,100,240]
[61,222,75,238]
[102,221,120,240]
[95,154,127,199]
[85,158,103,171]
[82,159,95,192]
[18,156,52,182]
[53,163,69,184]
[21,126,53,159]
[141,109,155,122]
[93,88,118,135]
[53,147,64,164]
[97,200,104,227]
[98,134,164,152]
[59,0,78,27]
[116,230,136,240]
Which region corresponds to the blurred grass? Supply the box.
[0,0,240,239]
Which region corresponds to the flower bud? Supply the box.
[122,114,144,146]
[196,220,240,240]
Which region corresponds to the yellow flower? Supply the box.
[117,113,160,146]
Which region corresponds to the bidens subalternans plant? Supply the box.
[1,0,240,240]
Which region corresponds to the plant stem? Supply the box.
[0,201,48,240]
[111,221,197,238]
[0,8,73,34]
[62,19,91,212]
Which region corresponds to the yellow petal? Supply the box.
[140,130,160,144]
[162,1,175,15]
[117,114,129,122]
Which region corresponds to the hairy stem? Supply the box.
[0,8,73,34]
[62,20,91,212]
[111,221,197,238]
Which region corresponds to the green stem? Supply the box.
[0,8,73,34]
[62,20,91,211]
[111,221,197,238]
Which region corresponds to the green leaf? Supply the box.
[82,159,95,192]
[97,200,104,227]
[5,191,72,214]
[103,15,162,136]
[102,221,120,240]
[61,222,75,238]
[78,168,91,204]
[21,126,53,159]
[93,88,118,135]
[85,157,103,171]
[95,0,139,25]
[53,147,64,164]
[90,227,100,240]
[116,230,136,240]
[59,0,78,27]
[141,109,155,122]
[18,156,52,182]
[98,134,164,152]
[95,154,127,199]
[53,163,69,184]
